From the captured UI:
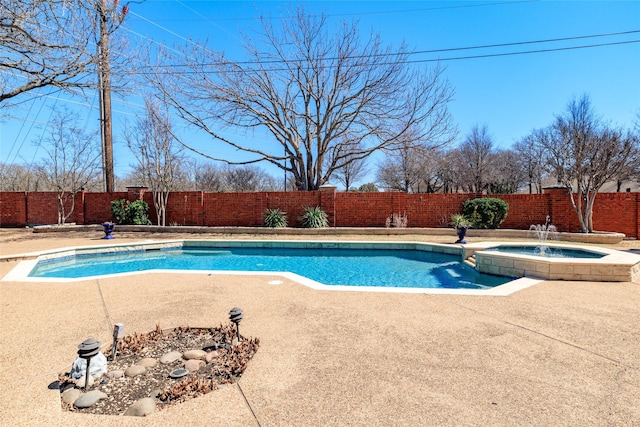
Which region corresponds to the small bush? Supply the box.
[263,208,288,228]
[299,206,329,228]
[461,198,509,229]
[110,199,152,225]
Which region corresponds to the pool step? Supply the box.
[464,255,477,269]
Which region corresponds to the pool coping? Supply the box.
[1,239,541,296]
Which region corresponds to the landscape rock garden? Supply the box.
[56,323,260,416]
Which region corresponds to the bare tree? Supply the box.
[454,125,495,192]
[513,132,547,194]
[0,163,43,191]
[327,142,368,191]
[376,142,427,193]
[0,0,128,104]
[195,163,228,192]
[36,107,102,224]
[152,8,455,190]
[125,96,184,226]
[486,149,525,194]
[225,165,278,192]
[538,95,638,232]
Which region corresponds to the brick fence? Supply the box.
[1,187,638,238]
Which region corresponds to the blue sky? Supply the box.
[2,0,639,183]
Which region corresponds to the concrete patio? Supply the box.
[1,229,639,426]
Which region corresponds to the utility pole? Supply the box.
[98,0,114,192]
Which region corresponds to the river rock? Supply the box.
[69,351,108,379]
[107,369,124,379]
[160,351,182,364]
[61,388,82,405]
[74,375,94,388]
[183,349,207,360]
[136,357,157,368]
[125,365,146,377]
[205,350,219,363]
[124,397,156,417]
[74,390,107,408]
[184,359,205,372]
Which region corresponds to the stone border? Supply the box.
[29,224,626,244]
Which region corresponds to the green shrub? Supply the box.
[299,206,329,228]
[461,198,509,229]
[110,199,152,225]
[263,208,288,228]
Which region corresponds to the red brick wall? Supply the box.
[1,190,638,238]
[84,192,127,224]
[497,193,551,230]
[591,192,638,238]
[18,192,85,226]
[0,192,27,227]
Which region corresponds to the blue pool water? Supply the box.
[484,245,604,259]
[29,247,512,290]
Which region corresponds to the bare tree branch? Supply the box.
[150,8,456,190]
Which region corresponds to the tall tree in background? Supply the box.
[0,163,44,191]
[327,142,368,191]
[152,8,455,190]
[376,141,427,193]
[1,0,93,102]
[537,95,638,232]
[514,132,547,194]
[125,96,184,226]
[454,125,495,192]
[1,0,128,103]
[1,0,129,192]
[36,107,102,224]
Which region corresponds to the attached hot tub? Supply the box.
[468,243,640,282]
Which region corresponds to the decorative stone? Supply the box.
[74,375,94,388]
[183,349,206,360]
[74,390,107,408]
[124,365,146,377]
[184,359,205,372]
[149,388,161,398]
[205,351,219,363]
[124,397,156,417]
[70,351,108,380]
[160,351,183,364]
[107,370,124,379]
[169,368,188,379]
[61,388,82,405]
[136,357,157,368]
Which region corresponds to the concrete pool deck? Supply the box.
[1,229,639,426]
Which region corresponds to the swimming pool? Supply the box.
[27,243,512,290]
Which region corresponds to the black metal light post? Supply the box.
[77,338,101,389]
[229,307,243,341]
[111,323,124,361]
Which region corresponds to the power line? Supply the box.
[406,39,640,63]
[148,29,640,68]
[137,38,640,75]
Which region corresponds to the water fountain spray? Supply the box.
[528,215,558,256]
